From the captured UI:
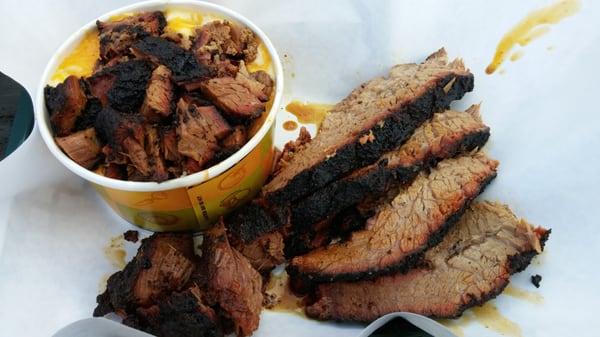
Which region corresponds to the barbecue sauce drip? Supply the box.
[282,120,298,131]
[51,31,99,84]
[485,0,580,74]
[285,101,334,130]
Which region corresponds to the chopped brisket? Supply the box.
[144,125,170,182]
[262,48,474,206]
[285,106,490,256]
[231,230,285,273]
[97,11,166,62]
[273,127,311,176]
[221,126,247,152]
[288,153,498,284]
[197,105,232,140]
[235,62,269,101]
[161,126,180,162]
[200,220,263,337]
[93,233,196,316]
[141,65,174,123]
[55,128,101,169]
[251,70,274,99]
[176,99,220,168]
[87,60,154,113]
[192,21,259,64]
[132,36,213,85]
[44,76,88,136]
[305,202,550,321]
[199,77,265,120]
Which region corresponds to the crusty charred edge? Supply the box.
[305,229,549,322]
[287,128,491,253]
[287,172,497,287]
[264,71,475,206]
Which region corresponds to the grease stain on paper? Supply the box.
[504,285,544,304]
[471,303,522,337]
[104,235,127,269]
[285,101,334,130]
[263,271,304,316]
[486,0,580,74]
[439,302,522,337]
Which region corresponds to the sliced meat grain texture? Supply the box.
[262,48,474,205]
[288,153,499,283]
[286,105,490,256]
[306,202,550,321]
[200,221,263,337]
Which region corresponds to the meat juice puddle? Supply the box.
[104,235,127,269]
[285,101,334,130]
[263,271,305,316]
[485,0,580,74]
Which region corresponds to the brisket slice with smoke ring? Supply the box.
[305,201,550,321]
[285,105,490,257]
[262,48,474,206]
[287,153,499,284]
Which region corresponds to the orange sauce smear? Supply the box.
[282,120,298,131]
[285,101,334,130]
[486,0,580,74]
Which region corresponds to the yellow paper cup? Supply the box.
[35,1,283,231]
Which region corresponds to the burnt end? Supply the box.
[266,73,475,206]
[124,230,140,243]
[75,98,103,131]
[287,170,496,285]
[45,76,88,136]
[224,201,285,244]
[147,291,222,337]
[106,60,154,113]
[132,36,213,84]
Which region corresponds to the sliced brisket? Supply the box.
[305,201,550,321]
[262,49,474,205]
[286,106,490,256]
[288,153,498,284]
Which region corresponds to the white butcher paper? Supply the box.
[0,1,599,337]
